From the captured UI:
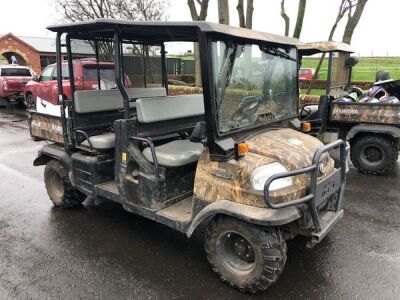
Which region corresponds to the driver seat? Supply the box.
[142,140,204,167]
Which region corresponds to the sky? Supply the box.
[0,0,397,56]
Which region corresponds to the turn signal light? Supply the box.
[237,142,249,156]
[302,122,311,132]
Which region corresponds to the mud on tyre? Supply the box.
[350,135,398,175]
[205,216,287,293]
[44,160,85,208]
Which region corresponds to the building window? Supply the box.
[40,55,56,69]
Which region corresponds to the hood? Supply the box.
[246,128,324,170]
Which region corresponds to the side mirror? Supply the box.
[32,75,39,82]
[190,121,207,143]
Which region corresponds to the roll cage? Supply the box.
[49,19,300,161]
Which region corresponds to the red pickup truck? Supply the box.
[24,59,130,110]
[0,65,35,106]
[299,67,317,80]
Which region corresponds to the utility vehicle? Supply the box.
[29,20,347,293]
[299,41,400,175]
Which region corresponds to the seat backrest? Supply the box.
[74,87,167,113]
[136,94,204,123]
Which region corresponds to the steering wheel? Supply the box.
[232,96,261,121]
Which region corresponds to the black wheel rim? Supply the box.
[217,231,256,276]
[360,144,385,167]
[26,95,33,109]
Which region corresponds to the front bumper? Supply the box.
[263,139,349,245]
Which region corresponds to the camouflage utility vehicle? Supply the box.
[30,20,348,293]
[299,42,400,175]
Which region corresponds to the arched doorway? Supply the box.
[1,51,28,66]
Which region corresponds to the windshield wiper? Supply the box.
[261,47,296,62]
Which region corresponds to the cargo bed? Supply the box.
[29,111,64,143]
[330,102,400,125]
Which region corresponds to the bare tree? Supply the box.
[293,0,307,39]
[280,0,290,36]
[306,0,354,94]
[218,0,229,25]
[57,0,169,59]
[187,0,209,86]
[342,0,368,44]
[236,0,254,29]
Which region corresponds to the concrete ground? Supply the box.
[0,108,399,299]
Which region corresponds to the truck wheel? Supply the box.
[351,135,397,175]
[44,160,85,208]
[24,94,34,109]
[205,217,287,293]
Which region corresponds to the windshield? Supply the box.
[1,68,32,77]
[212,41,298,134]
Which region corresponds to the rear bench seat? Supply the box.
[136,94,205,167]
[75,88,166,150]
[75,87,167,113]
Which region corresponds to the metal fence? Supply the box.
[123,56,195,75]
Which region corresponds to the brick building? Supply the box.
[0,33,93,74]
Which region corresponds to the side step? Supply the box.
[95,181,120,203]
[309,210,344,247]
[155,197,193,232]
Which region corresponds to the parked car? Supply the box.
[0,65,35,107]
[24,59,131,111]
[299,67,317,80]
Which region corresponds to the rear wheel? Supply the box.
[44,160,85,208]
[351,135,398,175]
[205,217,287,293]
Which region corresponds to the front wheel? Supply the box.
[24,93,34,109]
[350,135,398,175]
[44,160,85,208]
[205,217,287,293]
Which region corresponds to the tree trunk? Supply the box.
[236,0,245,28]
[218,0,229,25]
[187,0,209,86]
[245,0,254,29]
[193,43,202,87]
[280,0,290,36]
[293,0,306,39]
[342,0,368,44]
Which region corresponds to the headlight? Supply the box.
[250,162,293,192]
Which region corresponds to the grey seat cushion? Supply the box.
[136,94,204,123]
[143,140,204,167]
[81,132,115,150]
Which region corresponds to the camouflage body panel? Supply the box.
[194,128,334,208]
[331,103,400,125]
[29,112,64,143]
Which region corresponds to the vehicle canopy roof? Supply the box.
[298,41,354,55]
[47,19,300,47]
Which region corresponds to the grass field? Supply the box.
[302,56,400,81]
